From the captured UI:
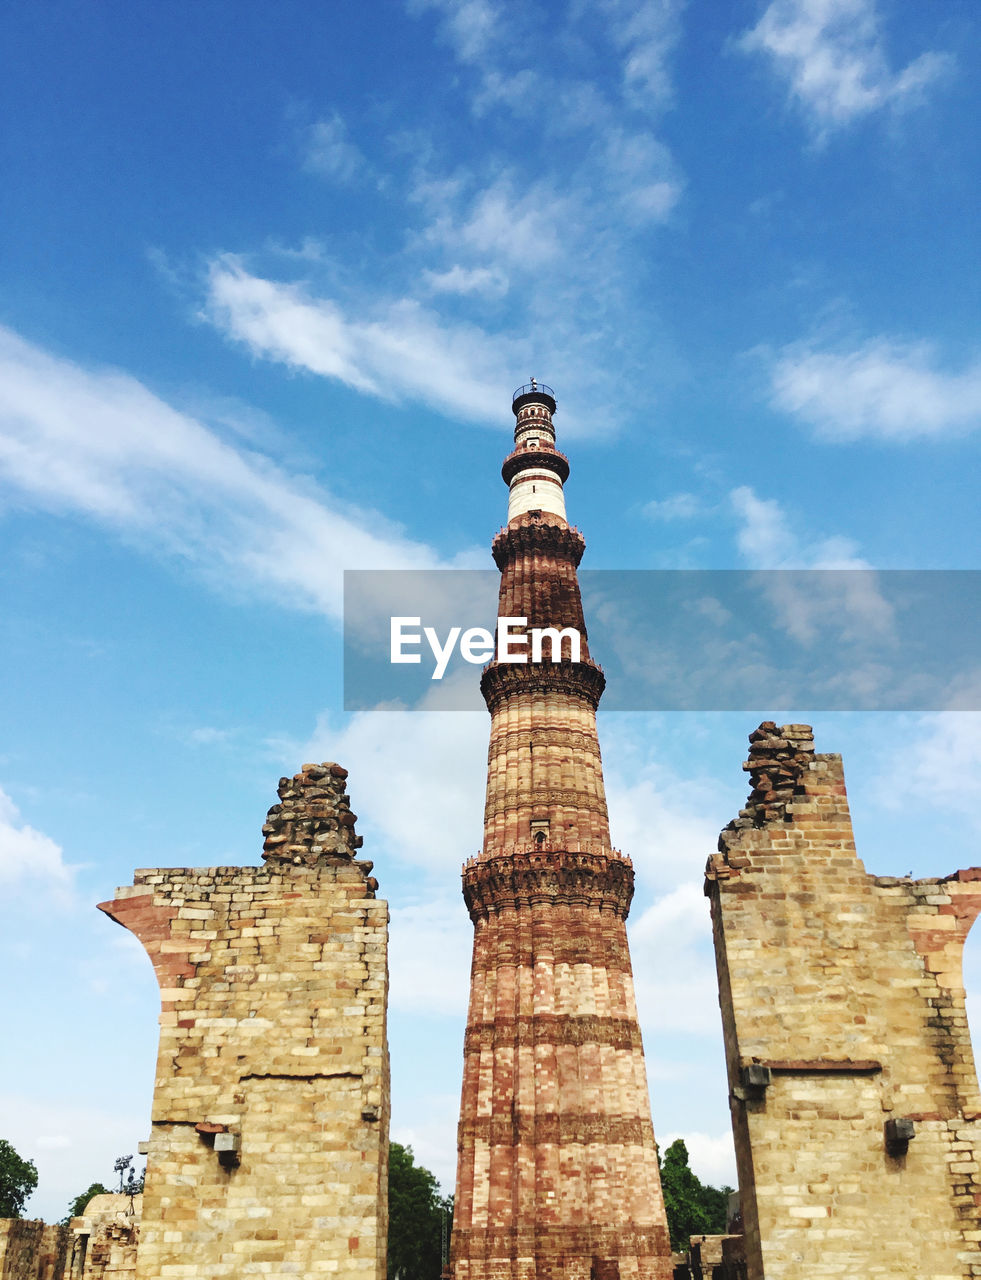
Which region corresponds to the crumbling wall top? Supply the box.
[262,761,367,869]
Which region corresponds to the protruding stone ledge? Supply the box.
[459,1112,655,1146]
[462,846,633,920]
[501,446,570,487]
[491,517,585,569]
[464,1013,644,1054]
[480,658,606,712]
[761,1058,883,1074]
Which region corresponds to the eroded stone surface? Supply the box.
[97,765,389,1280]
[706,723,981,1280]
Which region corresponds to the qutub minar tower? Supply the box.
[451,383,673,1280]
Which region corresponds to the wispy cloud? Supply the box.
[642,491,704,521]
[730,485,894,645]
[594,0,686,110]
[294,707,487,875]
[408,0,501,66]
[198,3,687,439]
[731,484,872,569]
[422,264,508,298]
[301,112,369,184]
[882,710,981,827]
[0,324,448,621]
[206,256,519,427]
[0,787,75,896]
[740,0,952,135]
[767,337,981,441]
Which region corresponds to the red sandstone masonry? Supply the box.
[452,390,672,1280]
[705,723,981,1280]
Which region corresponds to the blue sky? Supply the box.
[2,0,981,1219]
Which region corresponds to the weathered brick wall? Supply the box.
[65,1195,139,1278]
[0,1221,66,1280]
[99,763,389,1280]
[705,723,981,1280]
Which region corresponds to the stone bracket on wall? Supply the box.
[735,1057,883,1101]
[884,1117,916,1156]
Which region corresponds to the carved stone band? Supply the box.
[463,848,634,920]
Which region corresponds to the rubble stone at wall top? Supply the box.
[261,761,378,892]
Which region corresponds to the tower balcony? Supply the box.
[501,445,570,486]
[512,381,557,415]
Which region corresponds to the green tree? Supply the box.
[387,1142,452,1280]
[61,1152,145,1224]
[62,1182,111,1224]
[0,1138,38,1218]
[658,1139,732,1253]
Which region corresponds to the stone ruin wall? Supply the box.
[94,762,390,1280]
[0,1220,66,1280]
[705,723,981,1280]
[63,1195,140,1279]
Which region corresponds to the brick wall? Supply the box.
[99,763,389,1280]
[0,1221,66,1280]
[705,723,981,1279]
[65,1195,139,1278]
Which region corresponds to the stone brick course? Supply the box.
[98,763,389,1280]
[0,1220,66,1280]
[706,723,981,1279]
[453,389,672,1280]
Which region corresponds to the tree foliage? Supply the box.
[387,1142,451,1280]
[62,1183,111,1223]
[0,1138,38,1218]
[658,1139,732,1253]
[61,1153,145,1224]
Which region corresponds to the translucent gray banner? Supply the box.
[343,570,981,711]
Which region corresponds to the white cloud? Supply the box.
[295,708,487,875]
[731,485,791,567]
[0,787,75,895]
[422,264,508,297]
[731,483,874,571]
[0,324,446,621]
[645,493,703,522]
[206,257,518,428]
[302,113,367,183]
[885,712,981,826]
[643,492,703,521]
[740,0,952,133]
[389,899,473,1015]
[768,338,981,441]
[439,176,569,266]
[594,0,685,109]
[408,0,501,66]
[660,1129,738,1188]
[730,485,894,645]
[630,882,721,1034]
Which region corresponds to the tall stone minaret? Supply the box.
[451,384,673,1280]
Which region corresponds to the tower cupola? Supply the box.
[502,380,569,521]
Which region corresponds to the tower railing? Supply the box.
[512,381,556,401]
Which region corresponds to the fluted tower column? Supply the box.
[451,384,672,1280]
